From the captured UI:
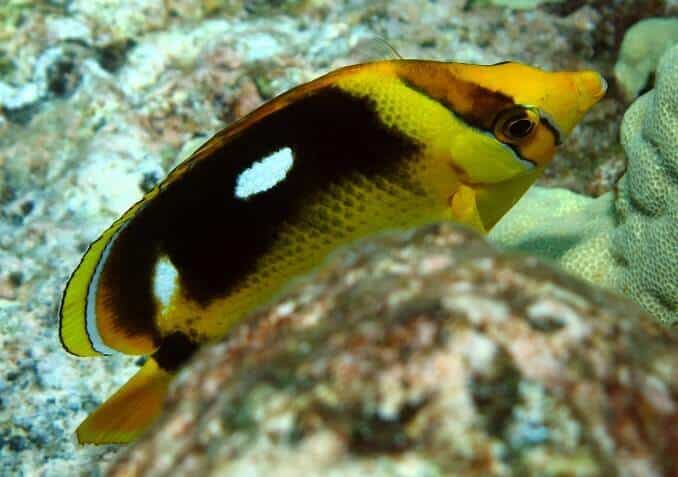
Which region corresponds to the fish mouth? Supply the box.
[598,75,609,97]
[576,71,607,112]
[545,70,607,136]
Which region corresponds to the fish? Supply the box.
[59,59,606,444]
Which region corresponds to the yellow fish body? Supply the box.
[59,59,605,444]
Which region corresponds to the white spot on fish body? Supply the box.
[153,256,178,310]
[235,147,294,199]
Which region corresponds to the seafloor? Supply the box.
[0,1,676,476]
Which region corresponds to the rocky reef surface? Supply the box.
[0,0,676,475]
[108,224,678,477]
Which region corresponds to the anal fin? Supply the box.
[77,358,172,444]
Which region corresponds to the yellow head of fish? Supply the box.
[446,61,606,164]
[336,59,607,231]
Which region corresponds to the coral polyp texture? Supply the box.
[614,17,678,100]
[611,44,678,324]
[492,44,678,325]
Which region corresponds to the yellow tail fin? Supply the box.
[77,358,172,444]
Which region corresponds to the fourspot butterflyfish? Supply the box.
[60,59,606,444]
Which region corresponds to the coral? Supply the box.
[611,44,678,324]
[614,17,678,100]
[492,44,678,325]
[489,187,617,286]
[108,224,678,477]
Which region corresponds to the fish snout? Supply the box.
[574,70,607,113]
[544,69,607,137]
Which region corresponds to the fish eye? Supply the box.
[494,107,539,143]
[506,118,534,138]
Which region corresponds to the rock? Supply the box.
[45,16,93,45]
[69,0,168,46]
[491,45,678,325]
[108,224,677,477]
[471,0,564,9]
[546,1,677,60]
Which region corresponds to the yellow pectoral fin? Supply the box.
[76,358,172,445]
[450,184,486,234]
[474,168,542,231]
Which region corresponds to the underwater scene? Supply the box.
[1,0,677,475]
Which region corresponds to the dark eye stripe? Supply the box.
[398,75,515,133]
[540,114,563,146]
[397,69,559,170]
